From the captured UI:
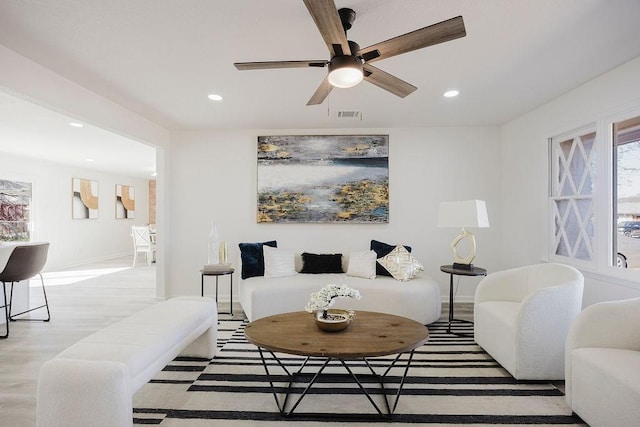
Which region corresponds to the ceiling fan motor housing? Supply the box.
[329,54,363,73]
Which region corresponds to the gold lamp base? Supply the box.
[450,228,477,269]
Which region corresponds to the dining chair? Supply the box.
[0,242,51,339]
[132,226,156,267]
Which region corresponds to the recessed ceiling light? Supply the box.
[85,158,94,162]
[207,94,223,101]
[443,90,460,98]
[69,122,84,127]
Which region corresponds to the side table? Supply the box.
[439,265,487,335]
[200,267,234,315]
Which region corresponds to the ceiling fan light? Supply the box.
[328,56,363,88]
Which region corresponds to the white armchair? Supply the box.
[565,297,640,427]
[474,263,583,380]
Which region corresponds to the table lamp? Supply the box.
[437,200,489,270]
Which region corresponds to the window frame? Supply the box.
[548,124,597,270]
[548,106,640,283]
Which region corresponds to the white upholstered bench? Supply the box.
[36,296,218,427]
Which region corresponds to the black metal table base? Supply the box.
[440,264,486,338]
[201,271,233,316]
[447,318,474,336]
[256,347,416,419]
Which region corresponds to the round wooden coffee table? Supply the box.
[245,310,429,418]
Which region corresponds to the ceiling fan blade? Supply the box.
[306,76,333,105]
[359,16,466,63]
[234,60,327,70]
[363,64,417,98]
[303,0,351,56]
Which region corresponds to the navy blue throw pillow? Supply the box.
[300,253,343,274]
[370,240,412,277]
[239,240,277,279]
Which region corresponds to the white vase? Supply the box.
[207,221,220,264]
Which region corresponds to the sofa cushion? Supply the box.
[370,239,412,276]
[300,252,343,274]
[55,296,217,390]
[377,245,423,281]
[346,250,377,279]
[239,272,442,324]
[238,240,277,279]
[263,246,296,278]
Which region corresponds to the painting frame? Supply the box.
[115,184,136,219]
[257,135,389,223]
[72,178,99,219]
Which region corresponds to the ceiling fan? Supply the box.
[234,0,466,106]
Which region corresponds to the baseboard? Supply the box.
[443,296,475,304]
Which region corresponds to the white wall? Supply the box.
[1,152,150,270]
[166,127,502,303]
[1,44,170,294]
[501,56,640,306]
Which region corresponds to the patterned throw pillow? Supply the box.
[370,240,412,277]
[377,245,424,282]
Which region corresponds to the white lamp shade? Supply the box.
[437,200,490,228]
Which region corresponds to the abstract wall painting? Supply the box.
[0,179,32,241]
[72,178,99,219]
[257,135,389,223]
[115,184,135,219]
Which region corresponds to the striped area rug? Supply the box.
[133,318,585,425]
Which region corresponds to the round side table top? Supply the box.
[440,264,487,276]
[200,266,234,276]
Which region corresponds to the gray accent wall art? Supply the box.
[257,135,389,223]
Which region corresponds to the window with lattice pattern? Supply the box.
[550,129,596,262]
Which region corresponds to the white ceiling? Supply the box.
[1,0,640,176]
[0,92,156,178]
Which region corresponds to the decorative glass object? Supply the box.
[218,241,228,264]
[207,221,220,264]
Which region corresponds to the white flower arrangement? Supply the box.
[305,284,361,314]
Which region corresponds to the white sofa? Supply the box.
[565,297,640,427]
[474,263,584,380]
[37,296,218,427]
[239,254,441,325]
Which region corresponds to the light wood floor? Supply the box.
[0,256,161,426]
[0,256,472,426]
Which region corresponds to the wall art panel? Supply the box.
[72,178,99,219]
[257,135,389,223]
[115,184,135,219]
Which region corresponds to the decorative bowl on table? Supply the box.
[314,309,355,332]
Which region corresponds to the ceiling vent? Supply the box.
[337,110,362,120]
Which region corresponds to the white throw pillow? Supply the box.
[377,245,424,282]
[346,250,377,279]
[263,246,297,278]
